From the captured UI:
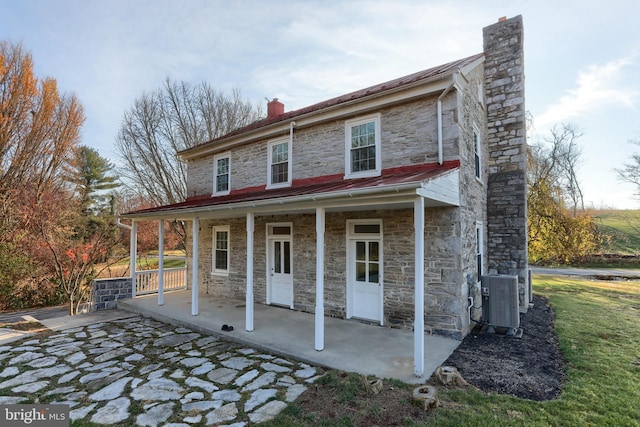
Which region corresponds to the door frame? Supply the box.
[265,222,294,308]
[346,218,384,324]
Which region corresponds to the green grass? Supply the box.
[593,209,640,255]
[268,274,640,426]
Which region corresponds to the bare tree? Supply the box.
[615,135,640,196]
[115,78,262,206]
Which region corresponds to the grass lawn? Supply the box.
[267,274,640,426]
[594,209,640,255]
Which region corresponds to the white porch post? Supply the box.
[130,220,137,298]
[191,217,199,316]
[414,197,425,377]
[315,207,325,351]
[246,212,255,332]
[158,220,165,306]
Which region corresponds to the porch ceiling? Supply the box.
[123,161,460,221]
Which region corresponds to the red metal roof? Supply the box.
[180,53,484,156]
[128,160,460,216]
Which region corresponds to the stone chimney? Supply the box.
[267,98,284,119]
[483,15,530,310]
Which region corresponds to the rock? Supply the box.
[153,332,200,347]
[69,403,97,421]
[91,396,130,424]
[261,362,291,373]
[185,376,218,393]
[8,351,44,365]
[234,369,259,387]
[191,362,215,375]
[89,376,133,401]
[179,357,209,368]
[248,400,287,423]
[131,378,184,401]
[211,389,241,402]
[26,355,58,368]
[181,400,222,412]
[244,388,277,412]
[285,383,307,402]
[207,368,237,384]
[205,402,238,425]
[241,372,276,392]
[220,356,253,371]
[12,380,49,393]
[0,367,19,378]
[136,402,174,427]
[294,367,316,378]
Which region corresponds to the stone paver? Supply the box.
[0,316,315,425]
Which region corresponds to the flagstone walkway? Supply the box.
[0,316,319,426]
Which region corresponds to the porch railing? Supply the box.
[135,267,187,295]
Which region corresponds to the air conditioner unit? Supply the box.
[481,274,520,330]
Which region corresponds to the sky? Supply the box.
[2,0,639,209]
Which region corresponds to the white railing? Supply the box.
[135,267,187,295]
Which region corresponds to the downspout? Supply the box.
[437,74,458,165]
[116,215,132,230]
[289,121,296,145]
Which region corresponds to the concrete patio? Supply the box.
[117,290,459,384]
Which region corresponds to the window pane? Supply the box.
[356,261,366,282]
[217,158,229,174]
[369,241,379,261]
[356,241,366,261]
[216,174,229,192]
[369,262,379,283]
[271,226,291,235]
[274,241,281,274]
[354,224,380,234]
[284,241,291,274]
[271,162,288,184]
[272,142,288,163]
[216,231,228,249]
[215,250,228,270]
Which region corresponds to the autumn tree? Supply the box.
[528,123,604,264]
[115,78,262,207]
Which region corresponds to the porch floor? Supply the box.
[117,290,459,384]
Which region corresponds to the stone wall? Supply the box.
[90,278,132,311]
[185,95,460,197]
[483,15,529,309]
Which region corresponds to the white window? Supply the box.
[345,114,381,178]
[476,221,484,283]
[267,139,291,188]
[473,126,481,180]
[212,225,230,276]
[213,153,230,195]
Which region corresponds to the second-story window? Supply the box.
[267,139,291,188]
[345,114,381,178]
[214,153,230,196]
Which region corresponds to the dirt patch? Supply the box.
[441,294,565,401]
[293,295,564,425]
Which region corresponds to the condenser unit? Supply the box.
[481,274,520,331]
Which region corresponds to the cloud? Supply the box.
[534,55,640,131]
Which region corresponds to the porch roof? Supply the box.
[124,160,460,220]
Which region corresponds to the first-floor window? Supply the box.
[212,225,230,275]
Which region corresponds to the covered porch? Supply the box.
[117,289,459,384]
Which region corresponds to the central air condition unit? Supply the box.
[481,274,520,330]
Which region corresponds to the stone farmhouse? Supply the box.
[124,16,528,376]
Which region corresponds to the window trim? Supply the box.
[344,114,382,179]
[266,138,292,189]
[213,152,231,196]
[212,225,230,276]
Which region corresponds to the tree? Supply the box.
[528,123,604,264]
[72,145,120,216]
[615,135,640,196]
[0,41,84,198]
[115,78,262,207]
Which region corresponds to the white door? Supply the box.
[347,221,383,323]
[267,224,293,308]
